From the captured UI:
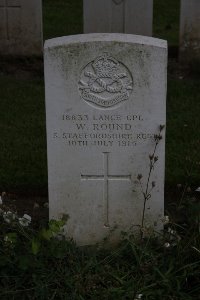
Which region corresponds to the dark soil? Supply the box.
[1,192,48,224]
[0,55,44,80]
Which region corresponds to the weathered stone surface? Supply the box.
[0,0,42,56]
[180,0,200,63]
[44,34,167,245]
[83,0,153,36]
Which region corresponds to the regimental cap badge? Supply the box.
[79,53,133,109]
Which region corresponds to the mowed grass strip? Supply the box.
[166,76,200,186]
[43,0,83,40]
[0,75,47,194]
[154,0,180,46]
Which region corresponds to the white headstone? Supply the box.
[180,0,200,62]
[0,0,43,56]
[44,34,167,246]
[83,0,153,36]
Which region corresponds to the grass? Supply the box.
[0,204,199,300]
[0,73,47,194]
[166,76,200,186]
[153,0,180,46]
[43,0,83,40]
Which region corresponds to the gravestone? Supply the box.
[44,34,167,245]
[83,0,153,36]
[180,0,200,63]
[0,0,42,56]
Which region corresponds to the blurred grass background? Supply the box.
[1,0,200,195]
[42,0,181,45]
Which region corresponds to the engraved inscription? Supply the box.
[81,152,131,227]
[53,113,158,148]
[0,0,21,40]
[79,53,133,108]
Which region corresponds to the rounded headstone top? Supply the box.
[44,33,167,50]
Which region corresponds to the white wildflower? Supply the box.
[4,236,8,242]
[4,235,12,243]
[164,242,170,248]
[3,211,16,223]
[161,215,169,224]
[167,227,176,235]
[19,214,31,227]
[135,294,143,299]
[167,227,181,242]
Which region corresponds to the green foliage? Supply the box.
[166,77,200,186]
[43,0,83,40]
[0,203,200,299]
[0,74,47,194]
[154,0,180,46]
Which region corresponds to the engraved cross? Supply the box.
[0,0,21,40]
[81,152,131,227]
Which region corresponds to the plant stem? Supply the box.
[140,133,161,236]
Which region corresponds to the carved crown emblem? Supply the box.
[79,53,133,108]
[92,53,118,77]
